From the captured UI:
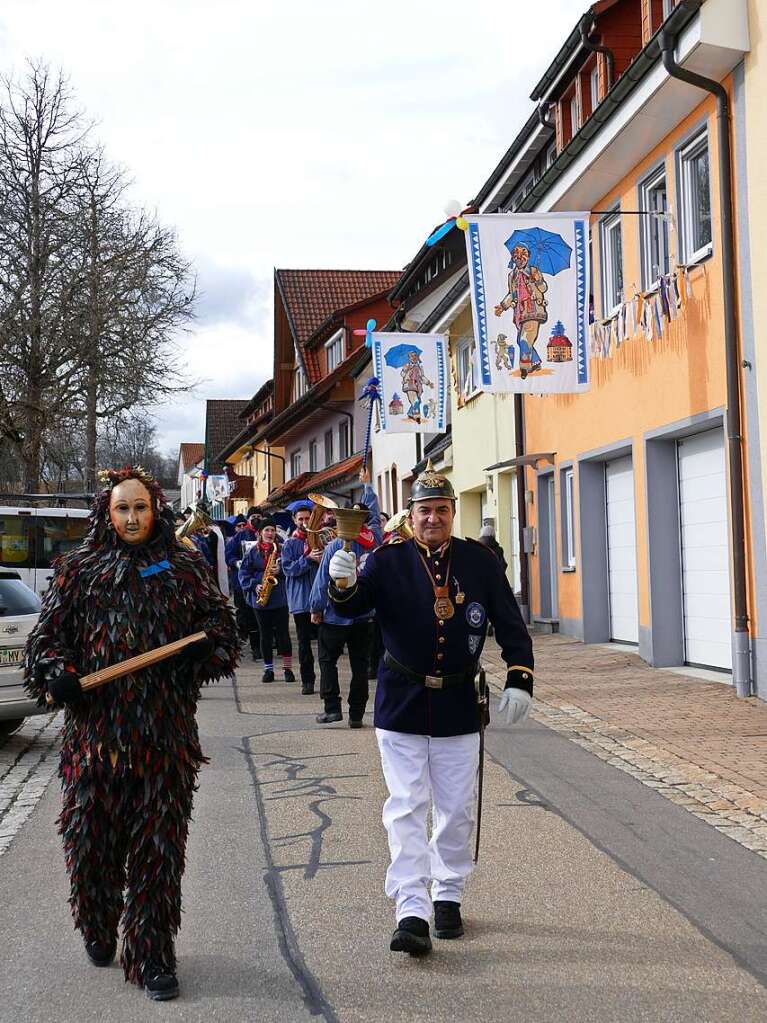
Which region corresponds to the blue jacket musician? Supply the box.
[327,460,534,957]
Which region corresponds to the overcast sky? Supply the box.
[0,0,576,457]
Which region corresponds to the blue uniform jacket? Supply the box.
[328,537,534,737]
[309,483,382,625]
[239,544,287,611]
[281,535,318,614]
[225,529,257,591]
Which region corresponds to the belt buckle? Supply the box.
[425,675,443,690]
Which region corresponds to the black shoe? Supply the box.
[316,711,342,724]
[261,669,274,684]
[144,963,179,1002]
[284,668,296,684]
[84,939,116,967]
[390,917,432,956]
[301,684,315,695]
[433,900,464,939]
[348,718,364,729]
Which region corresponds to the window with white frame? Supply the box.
[590,65,600,111]
[289,450,301,479]
[292,362,309,402]
[309,438,318,472]
[600,210,624,316]
[457,337,477,397]
[570,93,579,135]
[561,467,576,568]
[325,330,344,373]
[338,419,350,460]
[324,429,333,466]
[639,166,669,288]
[678,131,712,265]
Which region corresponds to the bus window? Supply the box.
[37,516,89,568]
[0,514,35,569]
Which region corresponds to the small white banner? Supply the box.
[464,212,590,393]
[371,332,449,434]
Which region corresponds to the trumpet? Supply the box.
[385,509,413,543]
[257,543,279,607]
[176,505,212,550]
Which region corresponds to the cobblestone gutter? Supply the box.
[0,713,62,858]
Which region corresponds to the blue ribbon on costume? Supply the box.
[139,559,172,578]
[359,376,382,471]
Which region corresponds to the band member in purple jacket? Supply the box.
[281,500,322,694]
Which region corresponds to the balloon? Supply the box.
[366,318,377,331]
[426,220,455,247]
[456,216,469,231]
[443,200,462,219]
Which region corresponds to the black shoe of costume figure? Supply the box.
[284,668,296,684]
[85,939,116,967]
[433,900,464,939]
[316,711,342,724]
[144,964,179,1002]
[348,718,364,729]
[301,684,315,695]
[262,669,274,684]
[390,917,432,956]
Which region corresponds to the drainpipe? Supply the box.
[579,14,614,92]
[514,394,530,623]
[659,21,751,697]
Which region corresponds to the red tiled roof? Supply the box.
[264,472,315,507]
[275,269,401,347]
[179,443,205,471]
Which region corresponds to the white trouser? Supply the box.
[376,728,480,922]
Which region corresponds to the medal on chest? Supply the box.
[434,587,455,620]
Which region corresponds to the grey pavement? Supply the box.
[1,653,767,1021]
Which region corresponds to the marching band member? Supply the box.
[24,467,238,1001]
[282,499,321,695]
[309,470,382,726]
[239,518,294,684]
[225,514,261,659]
[327,461,533,955]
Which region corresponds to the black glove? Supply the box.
[36,657,82,705]
[184,635,216,662]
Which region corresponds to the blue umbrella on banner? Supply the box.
[385,343,423,368]
[505,226,572,275]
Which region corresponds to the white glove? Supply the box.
[498,687,532,726]
[329,549,357,586]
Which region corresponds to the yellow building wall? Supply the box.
[229,444,285,512]
[524,90,739,628]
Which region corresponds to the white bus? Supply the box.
[0,506,90,597]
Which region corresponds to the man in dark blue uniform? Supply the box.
[327,461,533,956]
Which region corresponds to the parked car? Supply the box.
[0,570,42,737]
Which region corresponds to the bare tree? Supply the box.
[72,147,196,490]
[0,62,90,490]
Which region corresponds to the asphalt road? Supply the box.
[1,660,767,1022]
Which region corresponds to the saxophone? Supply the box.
[256,543,279,607]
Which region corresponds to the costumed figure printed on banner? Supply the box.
[464,212,590,394]
[371,332,449,434]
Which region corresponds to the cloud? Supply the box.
[193,258,270,331]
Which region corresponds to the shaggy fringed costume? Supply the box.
[24,469,238,987]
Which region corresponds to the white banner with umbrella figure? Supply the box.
[464,212,591,394]
[371,332,449,434]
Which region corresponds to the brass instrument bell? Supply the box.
[332,506,369,590]
[385,509,413,542]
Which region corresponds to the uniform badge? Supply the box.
[466,602,486,628]
[468,634,481,655]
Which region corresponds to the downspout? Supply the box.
[579,14,614,92]
[514,394,530,623]
[659,22,751,697]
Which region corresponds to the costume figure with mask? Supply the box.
[327,461,533,956]
[24,467,238,1001]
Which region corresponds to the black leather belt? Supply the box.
[383,651,476,691]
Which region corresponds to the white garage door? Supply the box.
[605,456,639,644]
[678,429,731,670]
